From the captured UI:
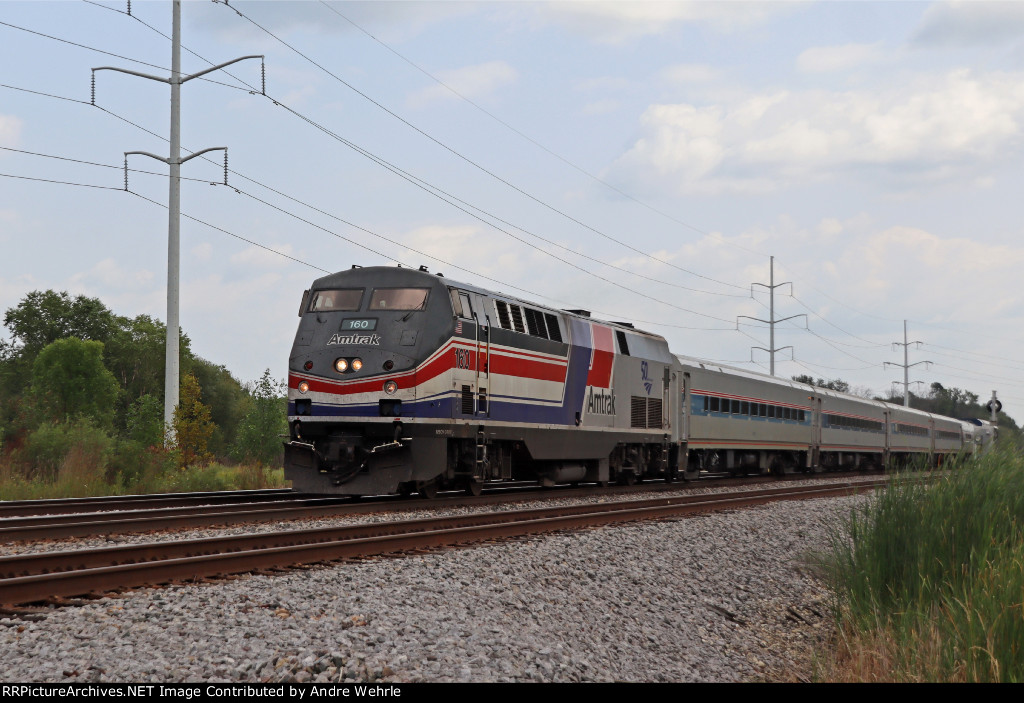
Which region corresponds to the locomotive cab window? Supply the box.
[369,288,429,311]
[308,288,363,312]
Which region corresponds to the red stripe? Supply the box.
[290,338,568,397]
[587,324,614,388]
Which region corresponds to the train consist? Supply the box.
[284,266,996,496]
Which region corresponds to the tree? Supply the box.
[172,373,214,468]
[31,338,119,427]
[3,291,118,358]
[792,375,850,393]
[233,369,287,465]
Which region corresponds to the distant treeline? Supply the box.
[792,374,1021,440]
[0,290,286,496]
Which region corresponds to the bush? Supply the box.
[823,447,1024,681]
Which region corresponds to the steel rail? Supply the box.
[0,489,300,518]
[0,480,885,606]
[0,473,884,543]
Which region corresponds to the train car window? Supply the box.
[509,304,526,333]
[767,405,776,419]
[308,288,363,312]
[544,313,563,342]
[495,301,512,329]
[458,292,474,319]
[799,410,806,422]
[710,397,720,412]
[524,308,547,338]
[759,404,767,417]
[448,289,463,317]
[368,288,429,311]
[616,330,630,356]
[732,399,741,414]
[740,401,749,415]
[702,396,709,412]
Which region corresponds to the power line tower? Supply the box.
[91,0,263,440]
[737,256,806,375]
[884,320,931,407]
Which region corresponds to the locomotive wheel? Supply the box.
[618,471,636,486]
[465,479,483,497]
[418,480,438,500]
[397,482,415,498]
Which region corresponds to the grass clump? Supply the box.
[0,419,286,500]
[822,447,1024,682]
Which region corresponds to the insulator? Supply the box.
[91,71,95,105]
[261,60,266,95]
[223,150,228,185]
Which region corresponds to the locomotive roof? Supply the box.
[313,265,666,341]
[675,353,961,424]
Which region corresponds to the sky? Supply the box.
[1,0,1023,417]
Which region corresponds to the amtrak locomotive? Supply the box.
[284,265,994,496]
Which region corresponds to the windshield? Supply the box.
[368,288,429,311]
[308,289,363,312]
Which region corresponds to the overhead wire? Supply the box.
[212,0,751,293]
[314,0,769,260]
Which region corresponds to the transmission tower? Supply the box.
[884,320,931,407]
[737,256,806,375]
[91,0,263,440]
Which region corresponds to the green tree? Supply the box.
[31,338,119,427]
[172,373,214,468]
[792,374,850,393]
[3,290,118,357]
[186,357,247,455]
[233,369,287,465]
[125,393,165,447]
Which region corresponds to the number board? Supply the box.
[340,318,378,331]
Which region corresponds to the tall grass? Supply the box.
[0,420,286,500]
[823,447,1024,681]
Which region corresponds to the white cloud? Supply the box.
[408,61,518,107]
[914,1,1024,47]
[542,1,788,44]
[68,258,155,292]
[796,43,886,74]
[192,242,213,262]
[0,115,22,148]
[662,63,723,84]
[582,99,620,115]
[612,70,1024,194]
[229,243,298,269]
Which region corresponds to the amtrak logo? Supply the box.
[586,386,616,415]
[327,333,381,346]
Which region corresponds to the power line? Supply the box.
[3,81,758,333]
[213,0,751,293]
[10,13,750,304]
[314,0,769,260]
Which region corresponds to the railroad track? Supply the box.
[0,479,886,607]
[0,488,300,518]
[0,473,885,543]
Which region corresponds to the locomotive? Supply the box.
[284,265,993,496]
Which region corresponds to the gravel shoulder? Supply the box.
[0,493,862,682]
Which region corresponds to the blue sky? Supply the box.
[2,1,1023,417]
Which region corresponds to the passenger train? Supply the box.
[284,265,996,496]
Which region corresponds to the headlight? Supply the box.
[383,380,398,395]
[351,358,363,371]
[298,381,310,394]
[335,358,348,373]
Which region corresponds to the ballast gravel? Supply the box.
[0,493,866,683]
[0,474,882,557]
